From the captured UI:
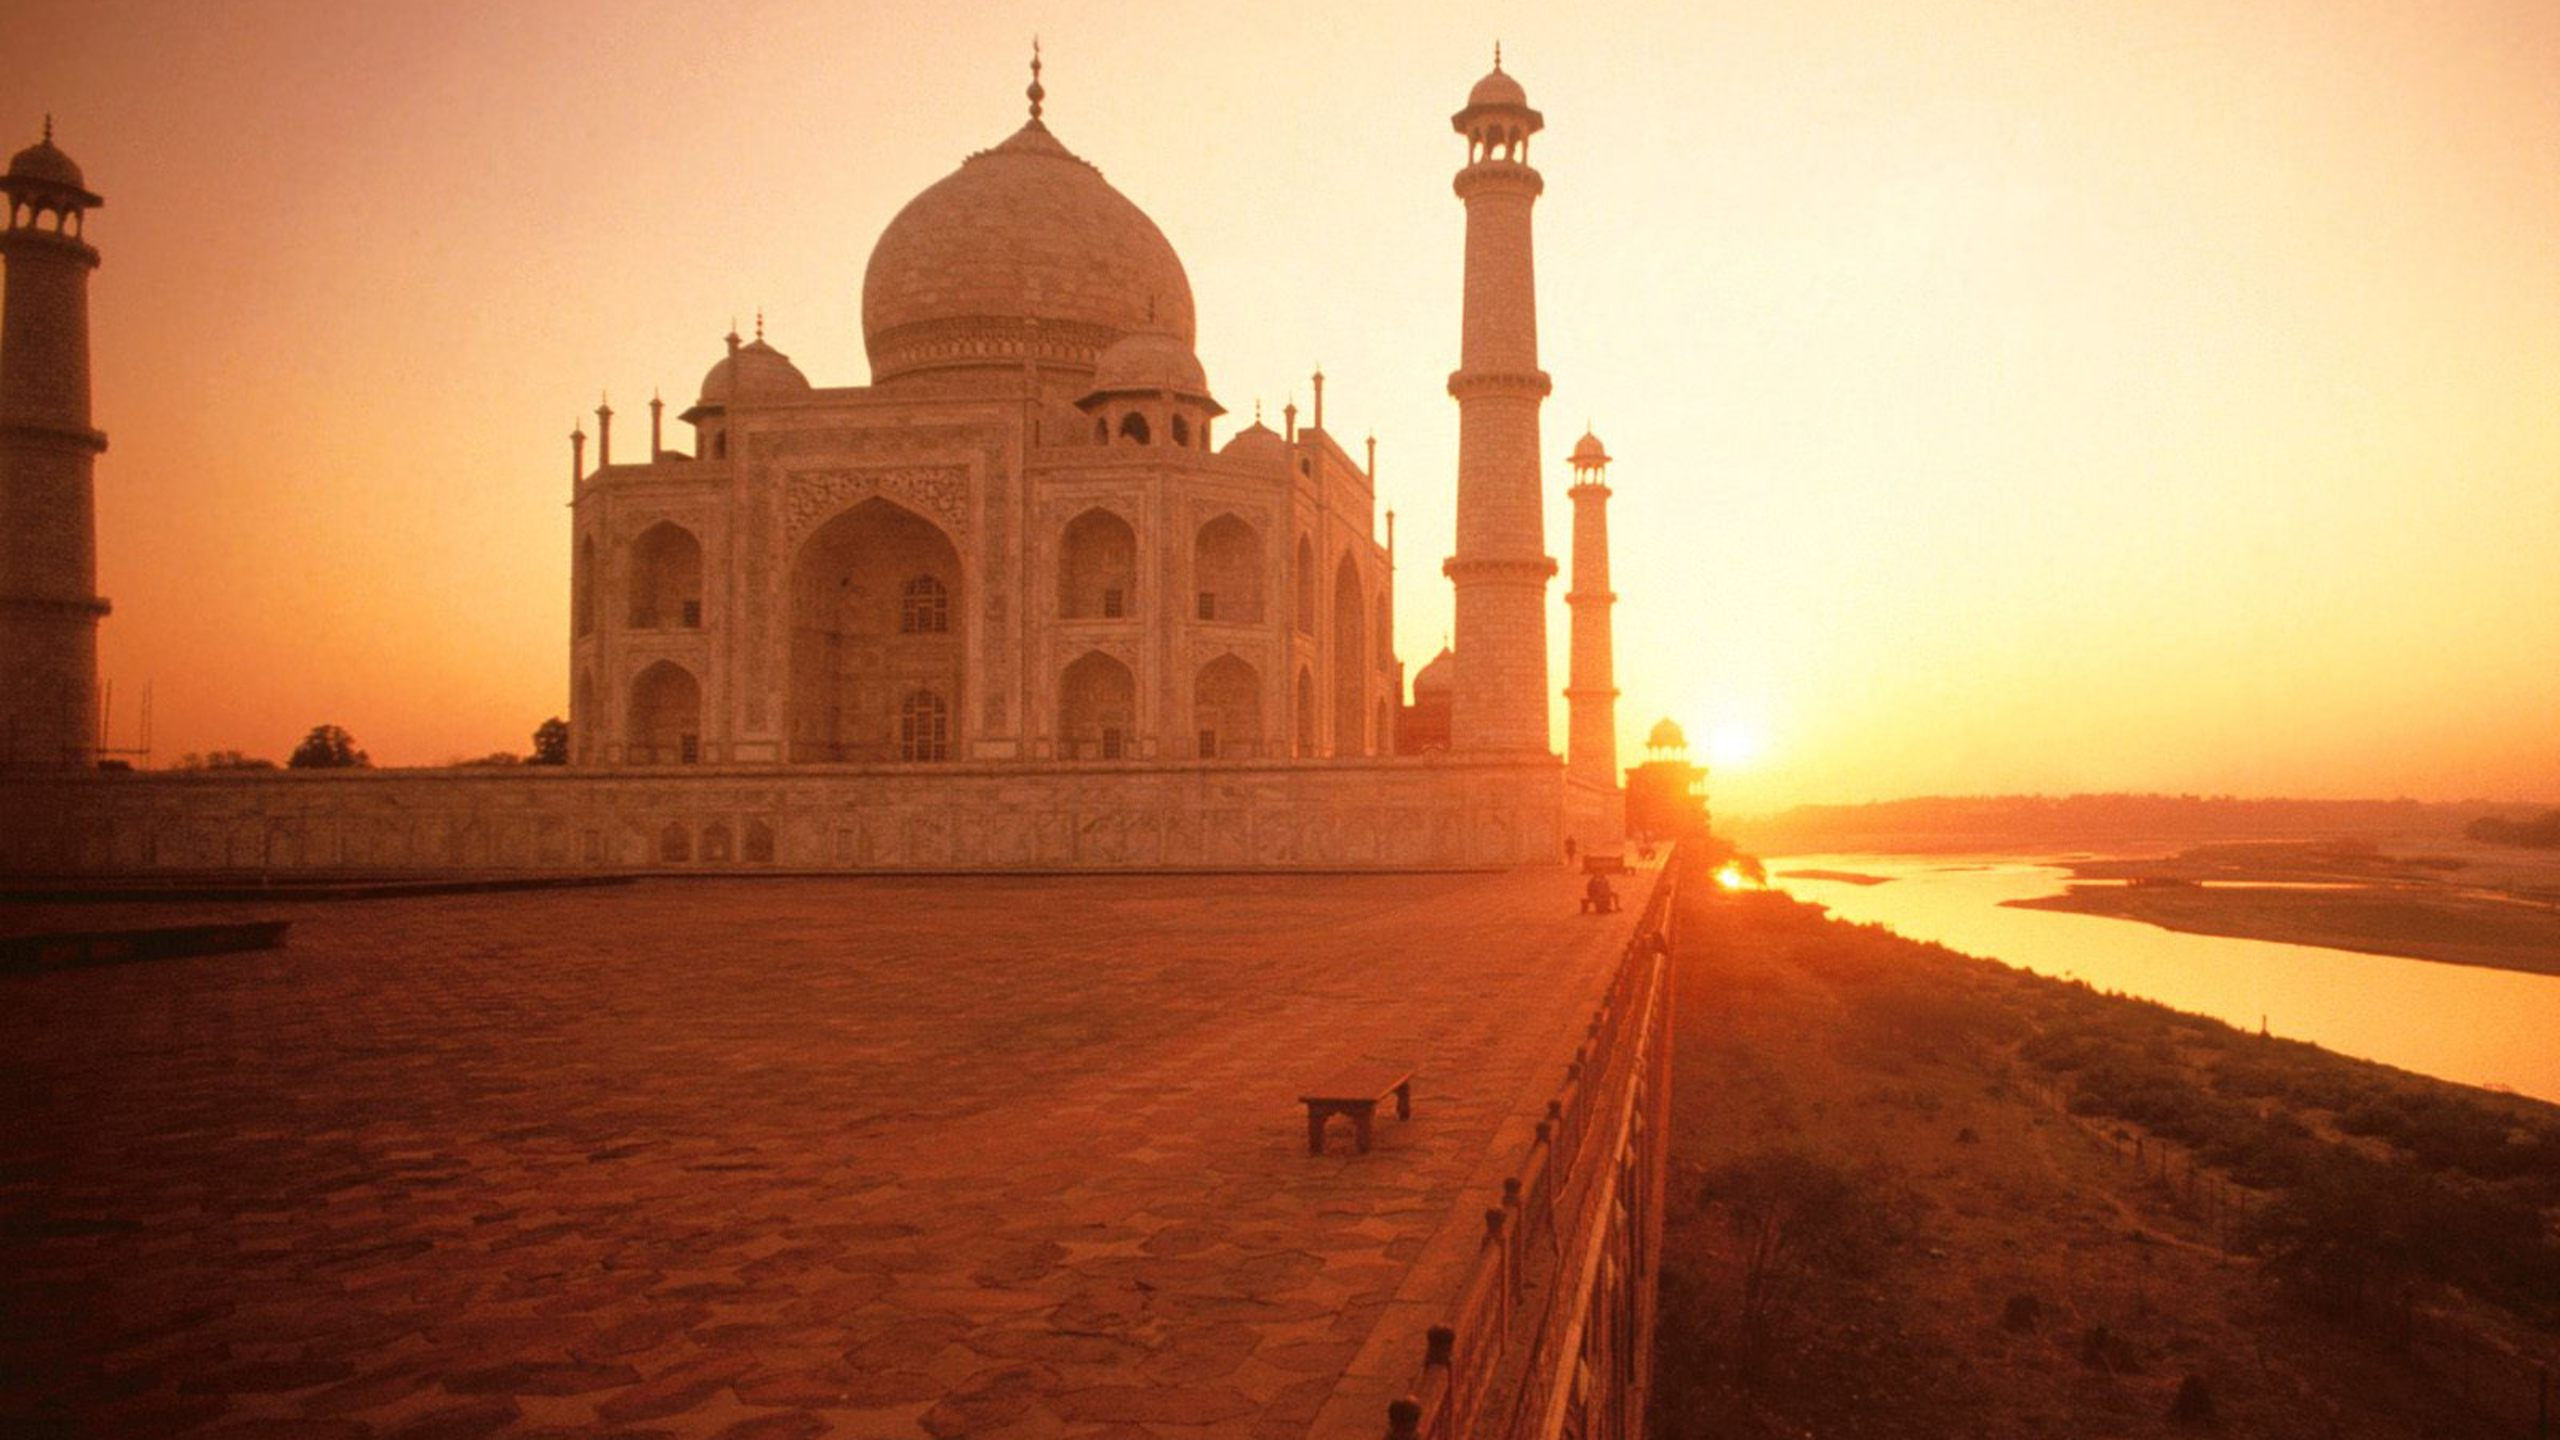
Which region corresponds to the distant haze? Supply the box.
[9,0,2554,809]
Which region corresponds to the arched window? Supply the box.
[1194,656,1261,759]
[1192,514,1262,624]
[1332,554,1365,756]
[1170,413,1191,448]
[1294,667,1317,757]
[899,690,951,762]
[627,521,703,630]
[899,574,950,634]
[573,535,597,637]
[1060,651,1137,760]
[1118,411,1152,446]
[626,660,702,765]
[1294,535,1317,634]
[1060,508,1137,620]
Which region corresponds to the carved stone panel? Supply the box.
[785,466,971,546]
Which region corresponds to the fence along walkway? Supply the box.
[1384,854,1679,1440]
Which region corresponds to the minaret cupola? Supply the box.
[1452,47,1543,165]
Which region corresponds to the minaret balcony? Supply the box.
[1445,369,1552,401]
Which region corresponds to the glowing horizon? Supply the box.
[8,0,2554,811]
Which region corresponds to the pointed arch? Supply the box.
[1332,552,1365,756]
[1294,665,1317,757]
[1060,650,1137,760]
[1060,507,1138,620]
[627,660,701,765]
[574,534,597,637]
[1193,513,1262,625]
[627,521,703,629]
[789,498,963,762]
[1193,655,1261,759]
[1294,534,1317,634]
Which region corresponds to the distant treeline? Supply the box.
[1727,793,2539,854]
[2464,810,2560,849]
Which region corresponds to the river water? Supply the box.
[1766,854,2560,1105]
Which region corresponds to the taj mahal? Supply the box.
[1,53,1654,874]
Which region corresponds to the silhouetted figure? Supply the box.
[1580,873,1618,914]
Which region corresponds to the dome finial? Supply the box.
[1027,37,1046,124]
[42,114,53,144]
[755,307,765,342]
[1493,41,1502,72]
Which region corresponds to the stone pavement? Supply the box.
[0,868,1647,1438]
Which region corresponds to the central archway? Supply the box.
[789,499,963,763]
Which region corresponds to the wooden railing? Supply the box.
[1386,853,1680,1440]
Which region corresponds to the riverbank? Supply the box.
[2008,840,2560,978]
[1652,877,2560,1438]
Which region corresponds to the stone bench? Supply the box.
[1300,1062,1415,1155]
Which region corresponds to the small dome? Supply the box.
[1085,328,1215,406]
[1467,67,1528,110]
[5,127,97,203]
[1647,717,1688,752]
[696,336,811,408]
[1570,429,1609,467]
[1412,647,1458,695]
[1219,420,1289,467]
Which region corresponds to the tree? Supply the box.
[178,750,276,771]
[288,724,370,770]
[1697,1147,1895,1372]
[530,716,570,766]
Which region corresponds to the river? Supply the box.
[1766,854,2560,1105]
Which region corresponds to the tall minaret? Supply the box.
[1443,52,1557,755]
[0,121,109,768]
[1564,429,1621,831]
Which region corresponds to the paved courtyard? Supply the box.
[0,869,1648,1439]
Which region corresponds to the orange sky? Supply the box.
[8,0,2555,811]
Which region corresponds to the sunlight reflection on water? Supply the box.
[1768,854,2560,1104]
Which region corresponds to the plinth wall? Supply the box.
[0,756,1564,876]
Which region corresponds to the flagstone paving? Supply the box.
[0,868,1649,1438]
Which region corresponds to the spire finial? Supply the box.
[1027,37,1046,123]
[755,308,765,342]
[43,113,53,144]
[1493,41,1503,72]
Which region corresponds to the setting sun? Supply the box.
[1706,720,1766,773]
